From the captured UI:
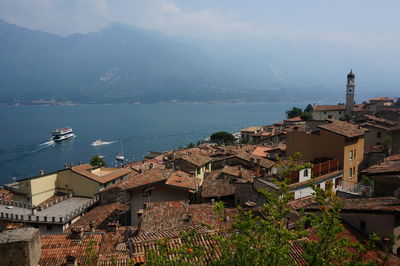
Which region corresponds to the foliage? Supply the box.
[286,107,303,119]
[84,240,98,266]
[186,142,195,149]
[145,153,378,265]
[304,104,314,113]
[300,112,313,121]
[382,136,392,154]
[89,154,106,167]
[210,131,235,145]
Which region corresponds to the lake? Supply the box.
[0,102,305,184]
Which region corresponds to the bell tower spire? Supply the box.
[345,70,355,116]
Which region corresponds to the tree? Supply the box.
[90,155,106,167]
[304,104,314,113]
[210,131,235,145]
[300,112,313,121]
[286,107,303,119]
[145,153,378,265]
[186,142,195,149]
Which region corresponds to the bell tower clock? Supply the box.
[345,70,355,117]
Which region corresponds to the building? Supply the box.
[124,168,202,226]
[312,70,356,120]
[170,154,213,181]
[362,154,400,197]
[286,120,365,187]
[4,164,133,206]
[255,159,343,199]
[240,126,263,143]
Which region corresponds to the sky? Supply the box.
[1,0,399,97]
[1,0,400,46]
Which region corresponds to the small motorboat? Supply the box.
[91,139,112,146]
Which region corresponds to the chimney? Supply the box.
[250,158,255,168]
[89,221,96,232]
[66,253,78,266]
[40,170,45,175]
[70,227,83,240]
[108,221,118,232]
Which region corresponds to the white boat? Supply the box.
[91,139,112,146]
[115,154,125,161]
[51,127,75,142]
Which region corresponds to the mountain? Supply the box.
[0,20,290,104]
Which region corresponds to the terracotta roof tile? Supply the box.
[201,170,236,198]
[67,203,129,232]
[234,152,275,168]
[174,154,213,167]
[39,232,103,265]
[240,126,263,132]
[318,119,366,138]
[313,105,346,111]
[124,168,172,191]
[0,188,14,201]
[222,165,255,182]
[165,170,201,191]
[362,160,400,175]
[72,164,133,184]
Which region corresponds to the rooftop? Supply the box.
[174,153,213,167]
[124,168,172,191]
[222,165,255,182]
[369,97,393,102]
[318,119,366,138]
[202,170,236,198]
[137,200,237,236]
[66,203,129,232]
[362,160,400,175]
[39,232,103,266]
[240,126,263,132]
[313,105,345,111]
[72,164,133,184]
[165,170,202,191]
[234,152,275,169]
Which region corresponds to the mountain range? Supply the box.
[0,19,398,104]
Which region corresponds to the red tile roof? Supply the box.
[165,170,201,191]
[174,154,213,167]
[124,168,172,191]
[234,152,275,168]
[285,116,303,122]
[40,232,103,266]
[137,200,237,236]
[369,97,393,102]
[202,170,236,198]
[222,165,255,182]
[362,160,400,175]
[313,105,345,111]
[0,188,14,201]
[72,164,133,184]
[66,203,129,232]
[318,119,366,138]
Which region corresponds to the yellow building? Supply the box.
[7,164,133,206]
[286,120,365,186]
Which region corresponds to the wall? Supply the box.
[363,125,390,147]
[343,137,364,184]
[392,130,400,154]
[0,228,41,266]
[30,173,58,206]
[129,183,190,225]
[57,171,100,198]
[312,110,345,120]
[341,212,399,253]
[373,175,400,197]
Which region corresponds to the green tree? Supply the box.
[84,240,98,266]
[186,142,195,149]
[300,112,313,121]
[286,107,303,118]
[210,131,235,145]
[90,155,106,167]
[304,104,314,113]
[145,153,378,265]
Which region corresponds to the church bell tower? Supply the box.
[345,70,355,116]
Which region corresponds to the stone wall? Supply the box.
[0,228,41,266]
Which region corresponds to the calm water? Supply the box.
[0,103,303,184]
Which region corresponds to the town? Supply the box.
[1,71,400,265]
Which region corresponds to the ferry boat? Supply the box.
[51,127,75,142]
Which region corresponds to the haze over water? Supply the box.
[0,103,307,185]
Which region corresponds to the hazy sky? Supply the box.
[1,0,399,46]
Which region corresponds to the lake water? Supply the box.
[0,103,304,185]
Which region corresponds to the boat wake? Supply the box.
[0,140,55,164]
[91,140,117,146]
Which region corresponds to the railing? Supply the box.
[0,200,32,209]
[337,181,374,197]
[0,196,99,224]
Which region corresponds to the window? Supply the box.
[46,225,52,231]
[324,111,327,114]
[142,188,152,197]
[328,115,332,119]
[353,167,356,177]
[316,184,321,189]
[349,168,353,177]
[377,132,382,138]
[335,178,340,188]
[339,111,342,114]
[303,169,309,177]
[354,149,357,159]
[196,168,201,175]
[349,150,353,160]
[360,221,366,231]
